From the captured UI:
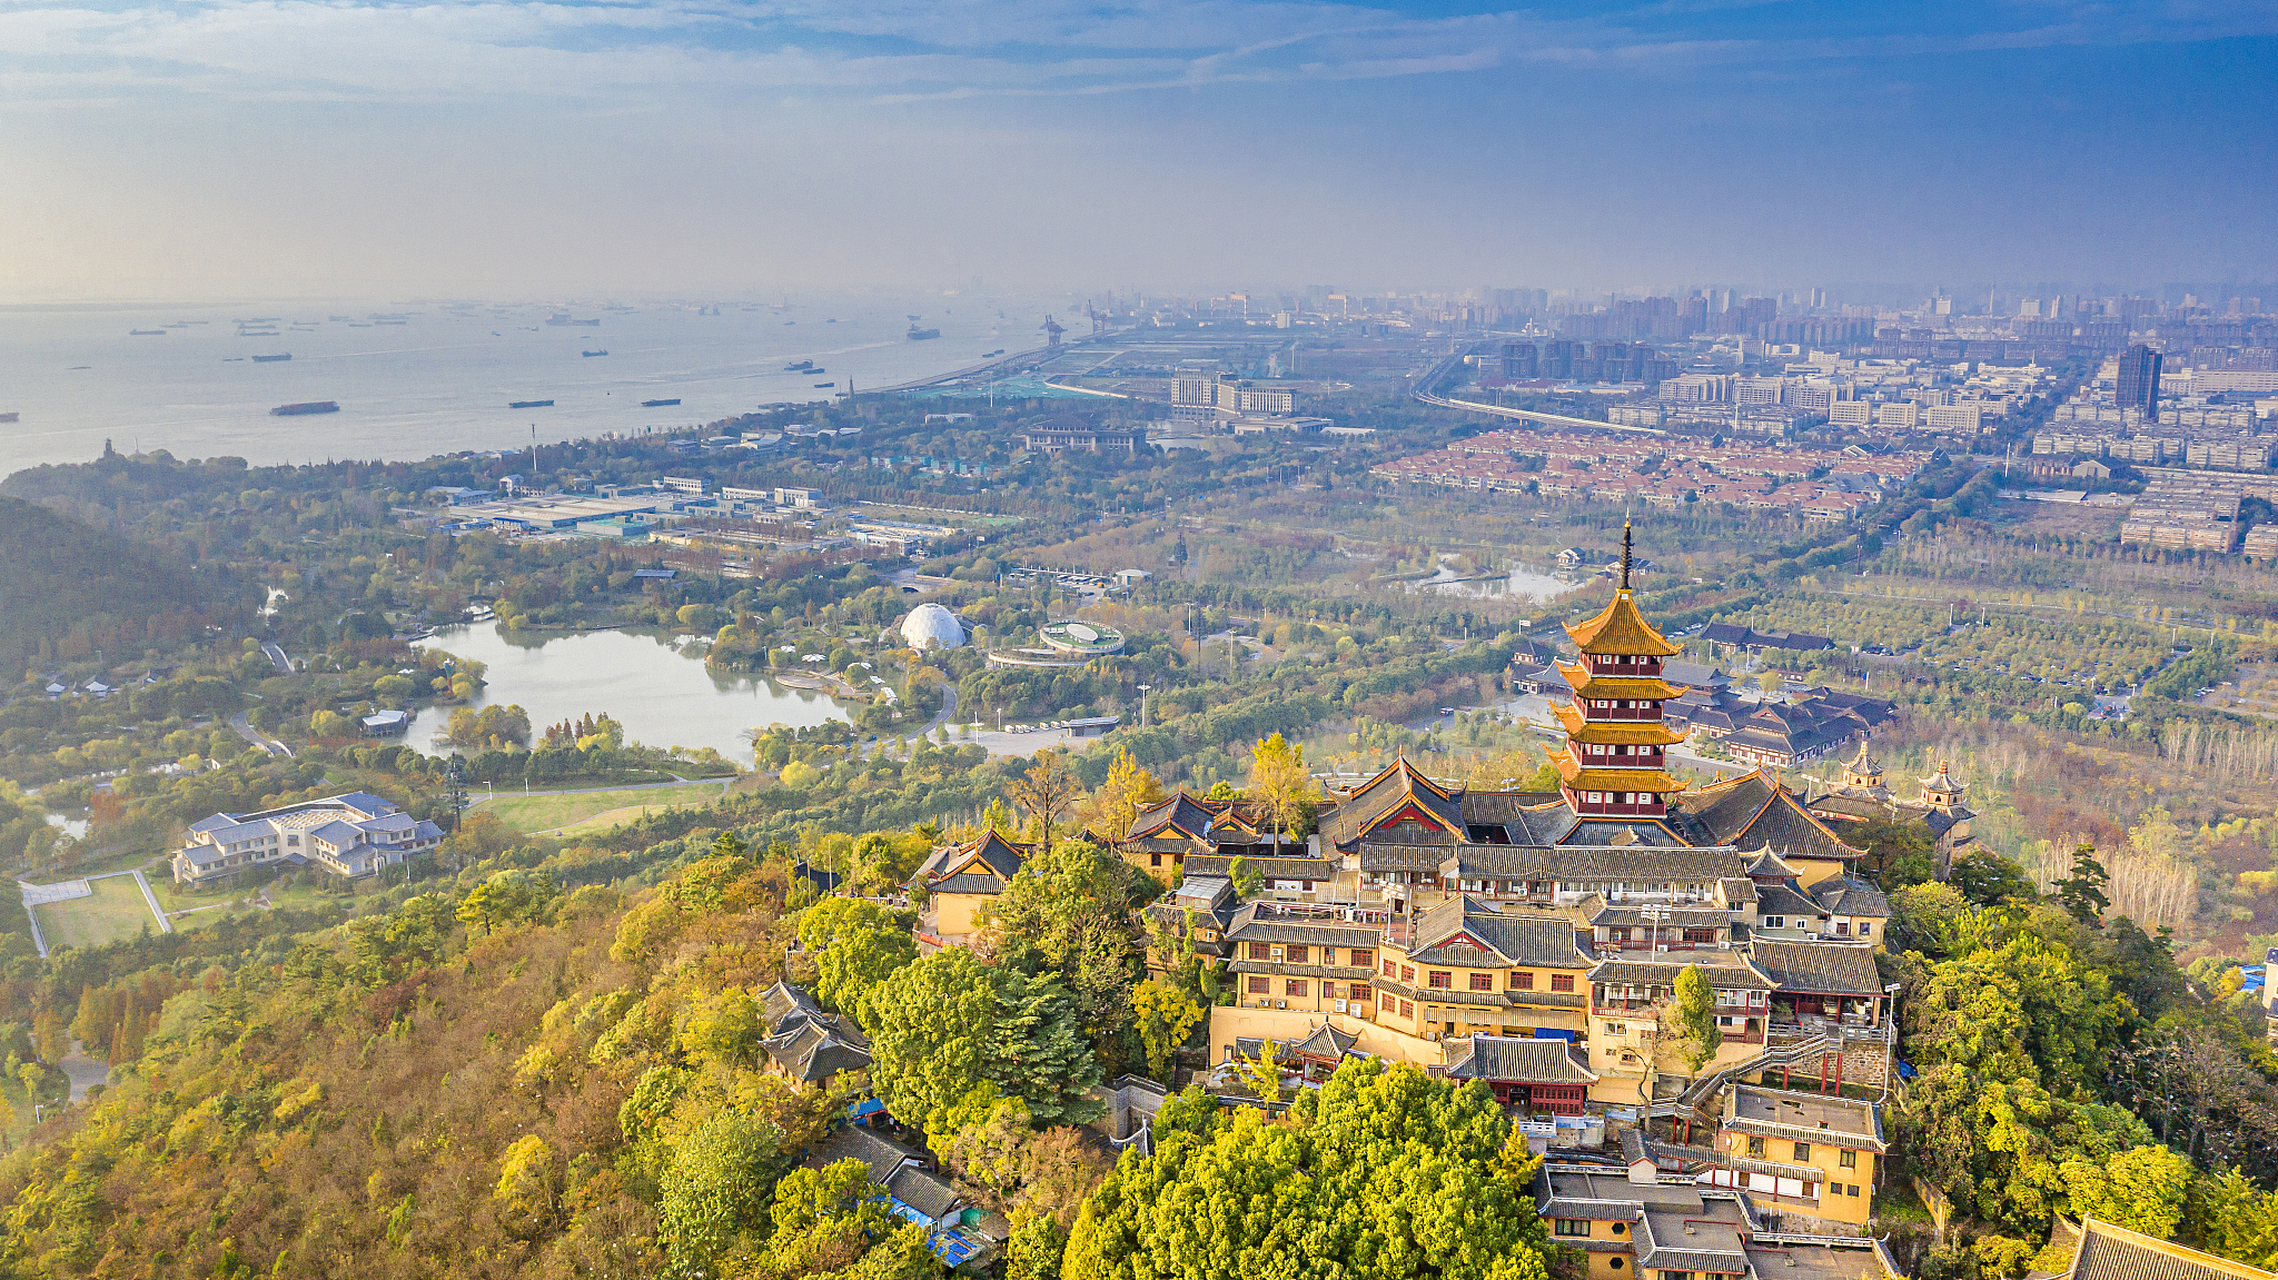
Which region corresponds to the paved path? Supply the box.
[467,775,733,805]
[227,711,295,759]
[59,1038,108,1104]
[129,868,172,934]
[260,641,294,675]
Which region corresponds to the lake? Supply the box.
[1418,562,1575,603]
[407,626,851,761]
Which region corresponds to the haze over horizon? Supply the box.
[3,0,2274,300]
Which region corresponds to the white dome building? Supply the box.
[899,602,967,651]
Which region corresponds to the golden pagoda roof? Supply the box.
[1565,589,1683,657]
[1554,660,1681,701]
[1554,755,1685,793]
[1552,703,1685,743]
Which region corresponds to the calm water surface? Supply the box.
[408,626,850,761]
[0,292,1054,474]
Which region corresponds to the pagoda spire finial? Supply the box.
[1619,521,1633,591]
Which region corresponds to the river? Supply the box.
[0,292,1053,474]
[407,626,852,761]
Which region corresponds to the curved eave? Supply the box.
[1564,591,1684,657]
[1553,704,1685,743]
[1555,661,1681,700]
[1555,757,1685,792]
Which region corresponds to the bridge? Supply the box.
[1410,341,1669,435]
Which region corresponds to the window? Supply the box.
[1847,1184,1861,1197]
[1763,916,1785,929]
[1149,853,1162,867]
[1470,973,1494,991]
[1383,959,1397,977]
[1511,971,1535,990]
[1551,974,1575,993]
[1839,1149,1857,1169]
[1611,1222,1627,1236]
[1287,944,1309,964]
[1610,1260,1625,1271]
[1247,976,1269,995]
[1553,1220,1591,1238]
[1747,1136,1765,1158]
[1351,949,1374,969]
[1836,921,1851,936]
[1605,1022,1623,1035]
[1249,942,1271,960]
[1401,965,1416,983]
[1286,980,1308,998]
[1684,929,1715,944]
[1794,1142,1813,1162]
[1662,1271,1695,1280]
[1429,971,1452,989]
[1350,985,1372,1003]
[1859,923,1873,938]
[1399,999,1414,1017]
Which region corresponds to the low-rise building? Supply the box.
[1705,1084,1885,1226]
[172,792,442,884]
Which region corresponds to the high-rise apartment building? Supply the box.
[2117,344,2163,422]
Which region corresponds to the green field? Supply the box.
[33,876,161,951]
[477,783,723,834]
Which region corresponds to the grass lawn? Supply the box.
[34,876,162,950]
[478,783,722,833]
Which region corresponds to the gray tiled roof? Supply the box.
[1813,877,1891,918]
[1590,956,1776,991]
[1749,940,1884,996]
[929,872,1006,896]
[1443,1035,1596,1084]
[1408,897,1591,968]
[2068,1219,2276,1280]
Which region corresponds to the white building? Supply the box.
[172,792,443,885]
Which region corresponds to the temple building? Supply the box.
[1554,526,1687,818]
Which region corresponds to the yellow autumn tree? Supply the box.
[1249,732,1320,852]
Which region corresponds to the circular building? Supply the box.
[899,602,966,651]
[1038,620,1126,656]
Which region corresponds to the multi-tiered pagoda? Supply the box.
[1553,524,1686,817]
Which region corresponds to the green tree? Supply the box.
[1950,851,2039,906]
[870,949,1006,1152]
[980,837,1143,1059]
[2062,1143,2192,1237]
[1248,732,1320,852]
[492,1134,559,1236]
[799,896,917,1029]
[1131,979,1206,1083]
[657,1109,782,1276]
[2057,843,2113,925]
[1065,1058,1554,1280]
[1664,964,1723,1074]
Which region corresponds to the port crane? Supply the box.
[1041,315,1065,350]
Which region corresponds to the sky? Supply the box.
[2,0,2274,299]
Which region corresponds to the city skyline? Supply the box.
[2,0,2274,298]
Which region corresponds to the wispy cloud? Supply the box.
[0,0,2271,105]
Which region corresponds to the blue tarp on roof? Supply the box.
[930,1229,983,1266]
[847,1097,888,1119]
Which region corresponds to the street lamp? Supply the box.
[1136,684,1152,729]
[1641,905,1670,954]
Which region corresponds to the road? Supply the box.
[260,641,293,675]
[466,775,734,805]
[59,1038,108,1104]
[227,711,295,759]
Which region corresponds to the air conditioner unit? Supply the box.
[1276,999,1288,1009]
[1717,940,1732,950]
[1426,1031,1441,1042]
[1655,944,1670,953]
[1333,999,1349,1014]
[1271,947,1284,960]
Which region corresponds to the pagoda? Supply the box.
[1552,523,1686,817]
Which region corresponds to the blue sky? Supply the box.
[1,0,2272,297]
